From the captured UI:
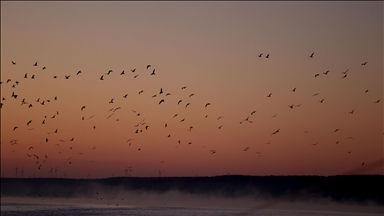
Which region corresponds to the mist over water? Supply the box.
[1,176,383,215]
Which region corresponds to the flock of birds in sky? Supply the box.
[1,51,382,179]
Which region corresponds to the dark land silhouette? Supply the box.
[1,175,383,206]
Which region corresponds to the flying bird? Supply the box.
[81,106,86,111]
[309,52,314,58]
[271,128,280,135]
[361,62,368,66]
[267,93,272,97]
[374,99,380,103]
[12,61,16,65]
[150,69,156,75]
[178,100,182,105]
[131,68,136,72]
[123,94,128,98]
[323,70,330,75]
[258,53,263,57]
[146,65,151,69]
[315,74,320,78]
[181,86,187,90]
[205,103,211,107]
[109,98,114,104]
[265,54,270,58]
[27,120,32,126]
[33,62,38,66]
[292,87,296,92]
[120,70,125,75]
[159,99,165,104]
[100,75,104,80]
[76,71,82,75]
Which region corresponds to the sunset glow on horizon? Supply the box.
[1,1,383,178]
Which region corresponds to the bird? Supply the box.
[217,116,224,120]
[100,75,104,80]
[361,162,365,166]
[120,70,125,75]
[42,67,46,70]
[334,129,339,133]
[323,70,330,75]
[185,103,190,108]
[109,98,114,104]
[243,147,250,151]
[33,62,38,66]
[27,120,32,126]
[365,90,369,93]
[258,53,263,57]
[81,106,86,111]
[146,65,151,69]
[13,126,18,131]
[12,61,16,65]
[251,111,256,115]
[341,74,347,79]
[123,94,128,98]
[342,69,349,74]
[107,70,113,75]
[292,87,296,92]
[374,99,380,103]
[205,103,211,107]
[288,105,294,109]
[24,73,28,78]
[348,109,355,114]
[178,100,182,105]
[138,90,144,95]
[189,93,194,98]
[76,70,82,75]
[271,128,280,135]
[131,68,136,72]
[265,54,270,58]
[181,86,187,90]
[218,125,223,129]
[319,99,325,103]
[150,69,156,75]
[159,99,165,105]
[361,62,368,66]
[309,52,314,58]
[65,75,70,79]
[173,113,178,118]
[134,75,139,78]
[315,74,320,78]
[159,88,163,94]
[267,93,272,97]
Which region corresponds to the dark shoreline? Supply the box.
[1,175,383,205]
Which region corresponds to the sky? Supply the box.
[1,1,383,178]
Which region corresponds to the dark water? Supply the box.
[1,202,382,216]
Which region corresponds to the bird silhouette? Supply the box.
[81,106,86,111]
[33,62,38,66]
[361,62,368,66]
[42,67,46,70]
[271,128,280,135]
[265,54,270,58]
[146,65,151,69]
[292,87,296,92]
[109,98,114,104]
[12,61,16,65]
[120,70,125,75]
[123,94,128,98]
[323,70,330,75]
[251,111,256,115]
[178,100,182,105]
[24,73,28,78]
[267,93,272,97]
[365,90,369,93]
[150,69,156,75]
[13,126,18,131]
[27,120,32,126]
[159,99,165,104]
[65,75,70,79]
[134,75,139,78]
[205,103,211,107]
[348,109,355,114]
[288,105,294,109]
[341,74,347,79]
[181,86,187,90]
[258,53,263,57]
[107,70,113,75]
[100,75,104,80]
[309,52,314,58]
[189,93,194,98]
[76,71,82,75]
[319,99,325,103]
[131,68,136,72]
[374,99,380,103]
[315,74,320,78]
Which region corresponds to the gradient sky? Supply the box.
[1,1,383,178]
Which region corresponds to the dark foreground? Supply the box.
[1,175,383,206]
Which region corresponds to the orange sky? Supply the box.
[1,2,383,178]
